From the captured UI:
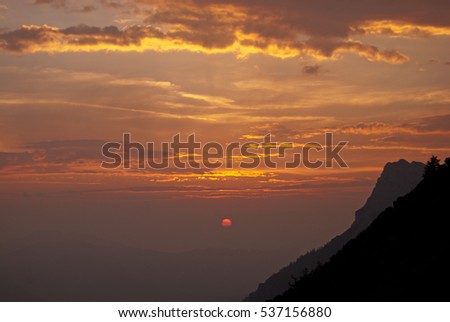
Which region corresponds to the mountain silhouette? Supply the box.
[246,159,425,301]
[275,157,450,301]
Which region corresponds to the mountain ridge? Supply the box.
[245,159,425,301]
[275,157,450,301]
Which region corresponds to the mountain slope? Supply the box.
[353,159,425,231]
[275,160,450,301]
[245,159,424,301]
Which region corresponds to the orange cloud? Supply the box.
[353,20,450,38]
[335,41,409,64]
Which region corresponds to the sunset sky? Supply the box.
[1,0,450,253]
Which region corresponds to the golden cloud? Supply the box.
[9,0,449,63]
[0,23,409,64]
[353,20,450,38]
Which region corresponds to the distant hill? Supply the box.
[275,157,450,301]
[0,242,295,301]
[245,159,425,301]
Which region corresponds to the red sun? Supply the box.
[221,218,233,228]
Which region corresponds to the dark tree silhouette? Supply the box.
[423,155,440,178]
[445,157,450,169]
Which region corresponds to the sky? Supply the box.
[1,0,450,254]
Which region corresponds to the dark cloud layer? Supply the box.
[0,140,106,170]
[3,0,449,61]
[138,0,449,58]
[0,24,164,52]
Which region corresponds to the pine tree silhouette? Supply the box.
[445,157,450,169]
[423,155,440,178]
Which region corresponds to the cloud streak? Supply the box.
[354,20,450,38]
[34,0,67,8]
